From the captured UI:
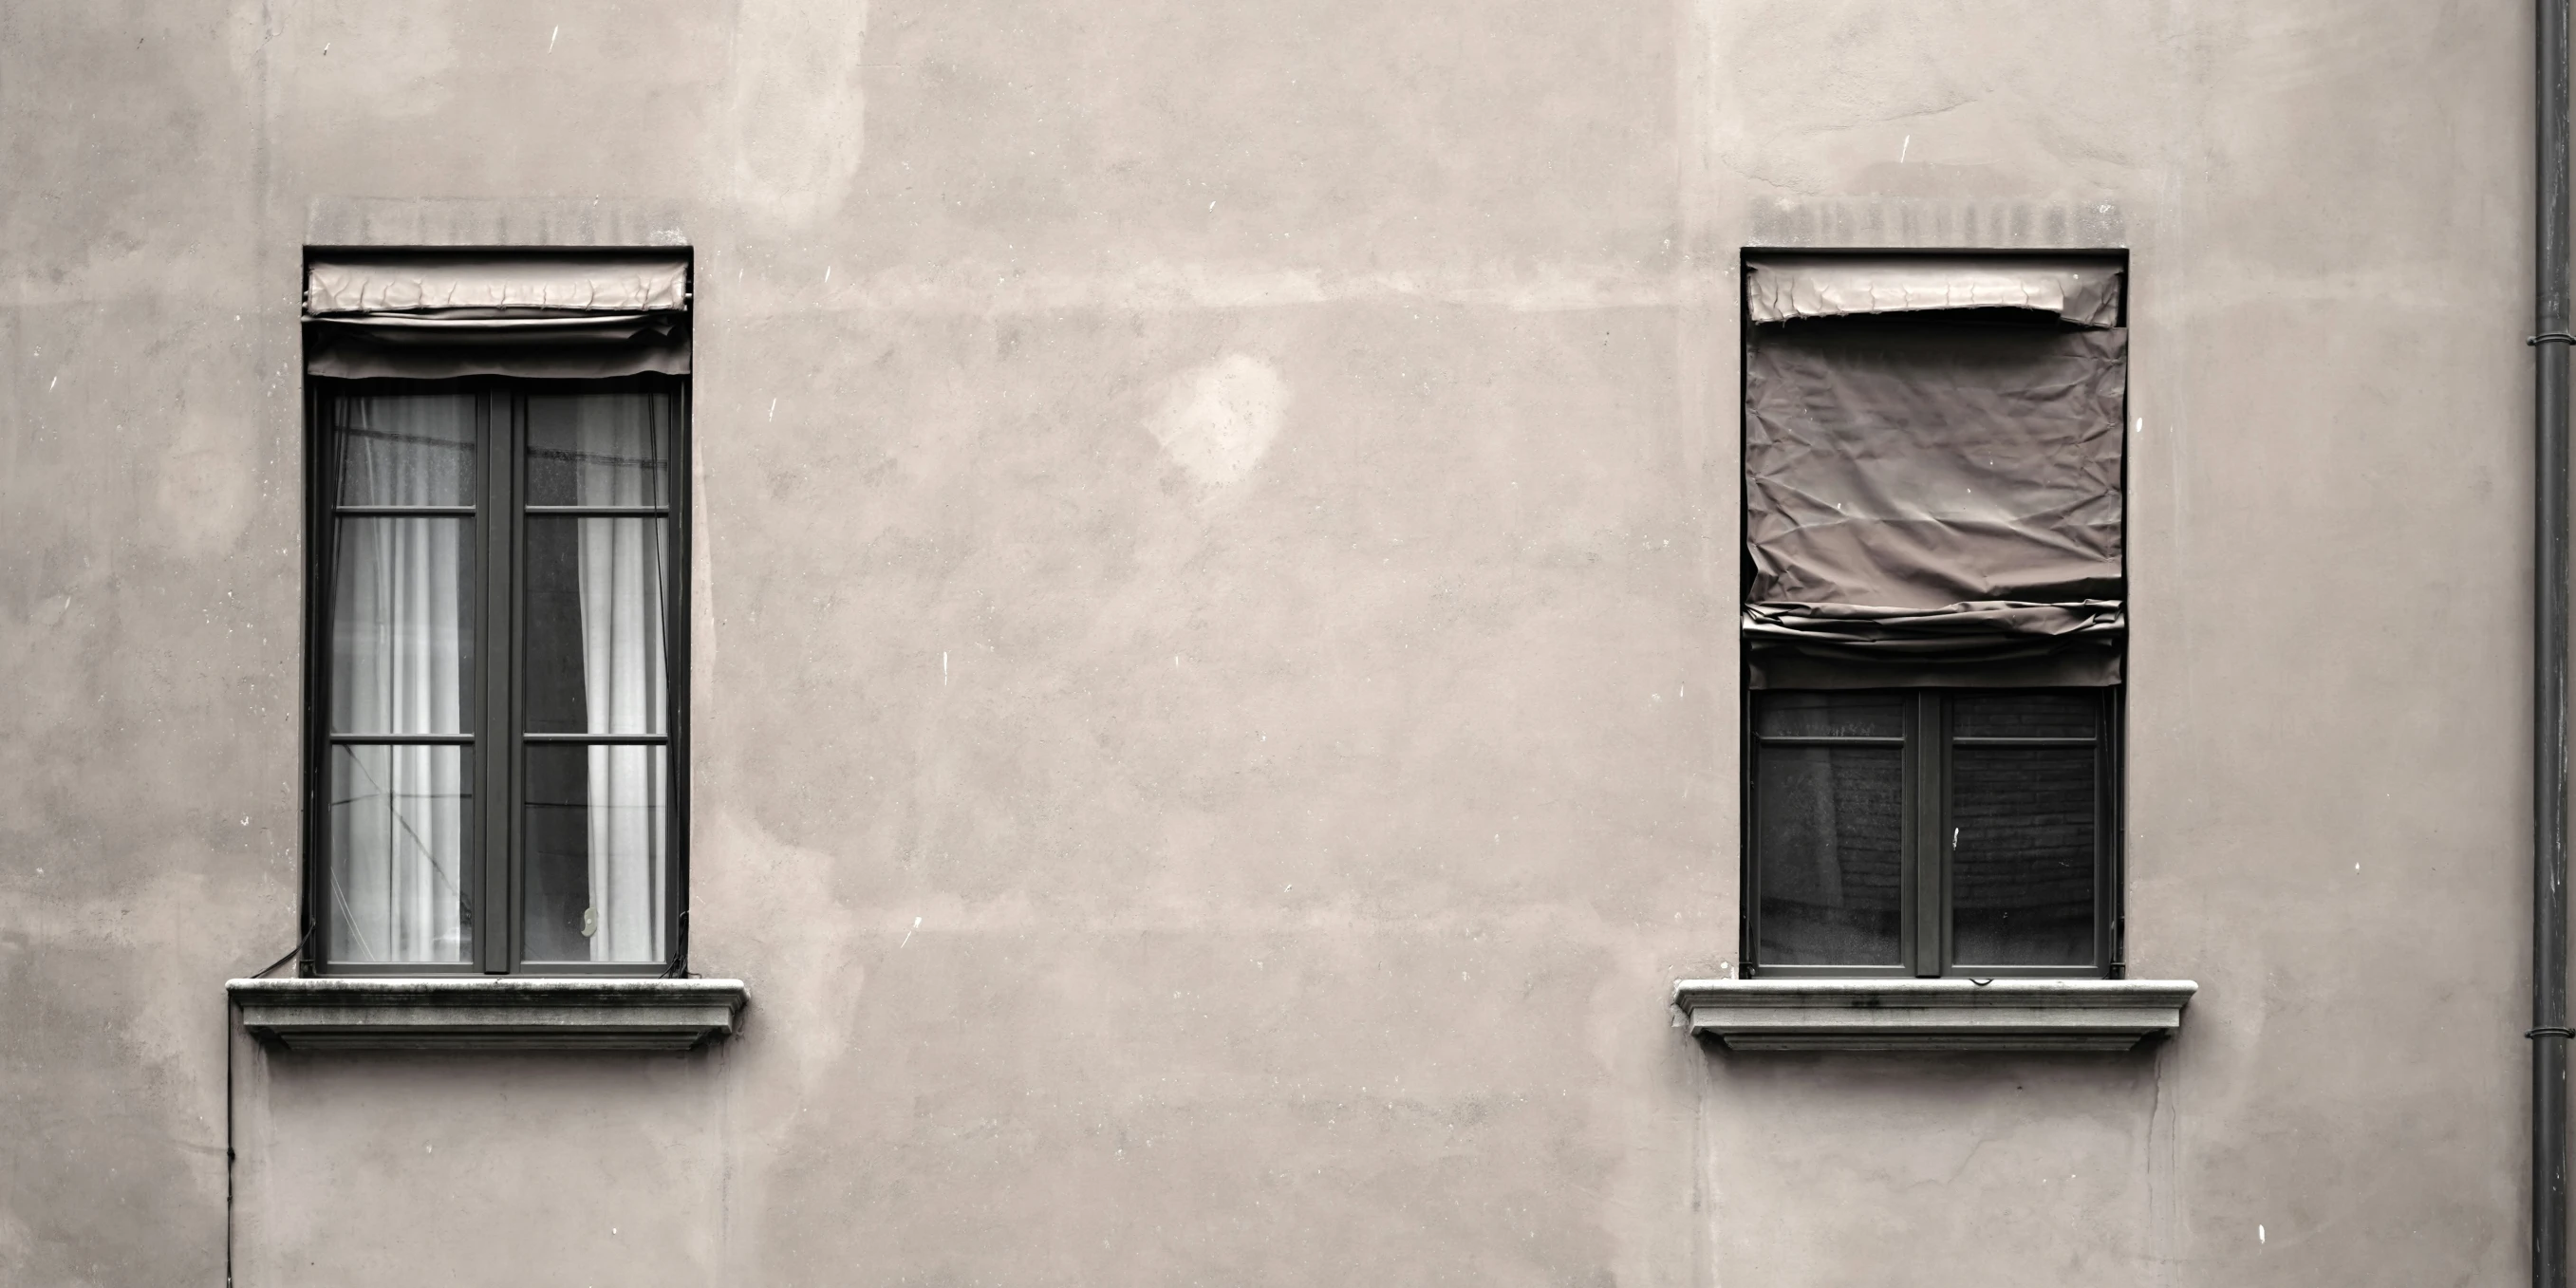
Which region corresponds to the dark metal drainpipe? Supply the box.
[2536,0,2571,1280]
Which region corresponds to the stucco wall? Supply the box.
[0,0,2536,1285]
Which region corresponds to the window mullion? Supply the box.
[476,387,515,975]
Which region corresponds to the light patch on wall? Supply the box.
[1147,354,1288,495]
[724,0,870,230]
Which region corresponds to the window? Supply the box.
[1739,254,2127,980]
[301,253,692,976]
[1747,689,2118,977]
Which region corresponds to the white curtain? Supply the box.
[569,396,669,962]
[328,394,476,963]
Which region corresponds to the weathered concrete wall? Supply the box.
[0,1,2535,1285]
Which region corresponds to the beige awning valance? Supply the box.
[304,253,691,379]
[1746,256,2123,327]
[307,255,690,315]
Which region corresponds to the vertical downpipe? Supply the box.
[2536,0,2571,1281]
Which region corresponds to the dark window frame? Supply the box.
[1733,248,2130,981]
[299,373,693,977]
[1739,687,2123,980]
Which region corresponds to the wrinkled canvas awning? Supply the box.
[1743,288,2127,687]
[304,253,691,379]
[1746,256,2123,328]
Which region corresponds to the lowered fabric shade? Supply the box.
[1746,255,2123,328]
[1743,307,2126,687]
[305,253,691,379]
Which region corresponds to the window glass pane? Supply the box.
[329,517,474,735]
[525,517,667,735]
[1754,691,1905,739]
[328,744,471,964]
[1951,745,2097,965]
[1756,745,1904,965]
[527,391,671,507]
[524,743,667,963]
[1953,692,2099,740]
[332,392,476,506]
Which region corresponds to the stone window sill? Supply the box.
[1671,979,2195,1052]
[227,977,749,1052]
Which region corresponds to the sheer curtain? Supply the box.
[568,395,669,962]
[328,393,476,963]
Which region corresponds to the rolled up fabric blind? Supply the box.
[1743,257,2126,688]
[1745,255,2123,328]
[304,253,691,379]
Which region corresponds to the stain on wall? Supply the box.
[1148,352,1288,495]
